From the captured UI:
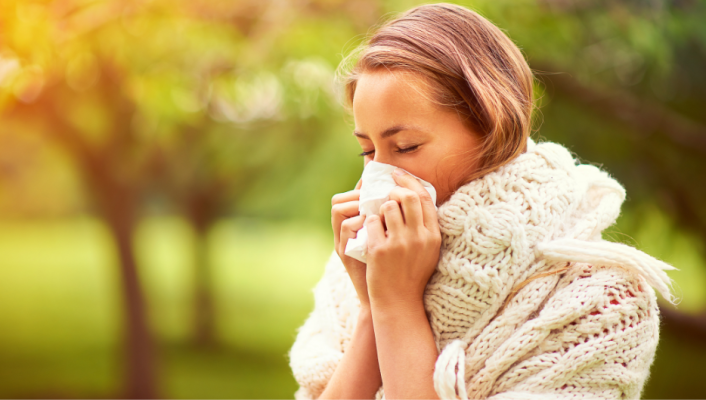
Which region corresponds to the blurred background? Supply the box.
[0,0,705,398]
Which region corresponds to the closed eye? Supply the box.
[358,145,419,157]
[396,145,420,154]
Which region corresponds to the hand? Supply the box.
[331,179,371,308]
[364,169,441,309]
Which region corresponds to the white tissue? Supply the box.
[344,161,437,263]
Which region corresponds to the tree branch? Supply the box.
[4,88,105,175]
[659,304,706,344]
[533,63,706,155]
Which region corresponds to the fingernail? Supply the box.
[393,168,405,176]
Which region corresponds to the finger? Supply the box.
[380,200,404,235]
[341,214,366,241]
[392,169,439,230]
[332,201,360,221]
[332,201,360,244]
[338,214,366,256]
[388,187,423,228]
[332,190,360,205]
[365,215,386,247]
[377,210,386,232]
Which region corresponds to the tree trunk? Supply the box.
[96,177,159,399]
[193,220,216,347]
[188,192,217,347]
[6,65,160,399]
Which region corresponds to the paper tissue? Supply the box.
[344,161,437,263]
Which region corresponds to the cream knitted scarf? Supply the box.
[290,139,676,400]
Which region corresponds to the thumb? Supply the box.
[355,178,363,190]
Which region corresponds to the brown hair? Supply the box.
[340,3,535,185]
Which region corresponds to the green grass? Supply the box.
[0,212,704,398]
[0,216,332,398]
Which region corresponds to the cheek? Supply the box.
[399,163,444,194]
[424,156,469,201]
[391,152,441,188]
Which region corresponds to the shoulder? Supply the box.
[540,263,660,356]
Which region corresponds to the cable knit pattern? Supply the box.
[289,139,675,400]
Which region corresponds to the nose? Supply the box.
[373,152,393,166]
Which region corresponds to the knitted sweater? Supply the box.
[289,139,676,400]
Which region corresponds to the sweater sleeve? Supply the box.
[289,250,360,400]
[483,265,661,400]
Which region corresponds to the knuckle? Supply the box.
[393,239,408,251]
[418,190,432,202]
[381,201,398,212]
[401,191,417,203]
[408,236,423,248]
[430,231,442,246]
[341,218,355,230]
[416,230,439,247]
[369,243,388,256]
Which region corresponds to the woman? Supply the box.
[290,4,676,399]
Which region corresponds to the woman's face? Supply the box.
[352,70,481,205]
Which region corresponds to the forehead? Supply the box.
[352,70,441,134]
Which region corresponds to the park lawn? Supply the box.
[0,216,332,399]
[0,207,705,398]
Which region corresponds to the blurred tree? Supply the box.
[1,0,705,398]
[133,1,357,346]
[0,1,359,396]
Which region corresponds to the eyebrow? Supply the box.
[353,125,422,140]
